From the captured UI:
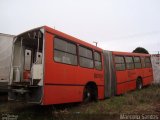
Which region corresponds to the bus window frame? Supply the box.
[125,56,135,70]
[141,57,146,68]
[53,36,78,66]
[114,55,126,71]
[78,45,94,69]
[145,57,152,68]
[94,50,102,70]
[133,56,142,69]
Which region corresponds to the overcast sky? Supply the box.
[0,0,160,53]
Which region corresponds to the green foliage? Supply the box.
[133,47,149,54]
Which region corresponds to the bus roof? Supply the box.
[44,26,102,52]
[16,26,103,52]
[112,51,151,57]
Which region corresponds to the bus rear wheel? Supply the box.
[136,78,143,90]
[83,85,98,103]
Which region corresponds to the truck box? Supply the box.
[0,33,14,92]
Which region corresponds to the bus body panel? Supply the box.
[116,71,129,94]
[43,32,82,104]
[142,56,153,86]
[126,69,137,90]
[42,27,104,105]
[43,85,84,105]
[143,67,153,86]
[111,51,153,95]
[43,32,78,85]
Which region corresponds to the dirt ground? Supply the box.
[0,85,160,120]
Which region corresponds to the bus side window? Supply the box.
[141,57,145,68]
[134,56,142,69]
[54,37,77,65]
[125,56,134,70]
[94,51,102,70]
[114,56,125,71]
[79,46,93,68]
[145,57,152,68]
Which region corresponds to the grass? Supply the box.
[0,84,160,120]
[66,85,160,114]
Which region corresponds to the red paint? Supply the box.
[23,70,31,81]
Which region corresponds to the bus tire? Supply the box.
[83,84,98,103]
[136,78,143,90]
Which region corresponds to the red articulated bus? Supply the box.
[8,26,153,105]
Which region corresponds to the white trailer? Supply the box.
[151,54,160,84]
[0,33,14,92]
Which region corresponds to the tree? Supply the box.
[132,47,149,54]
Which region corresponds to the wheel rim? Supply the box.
[137,79,142,90]
[84,88,91,102]
[87,92,91,97]
[138,83,142,89]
